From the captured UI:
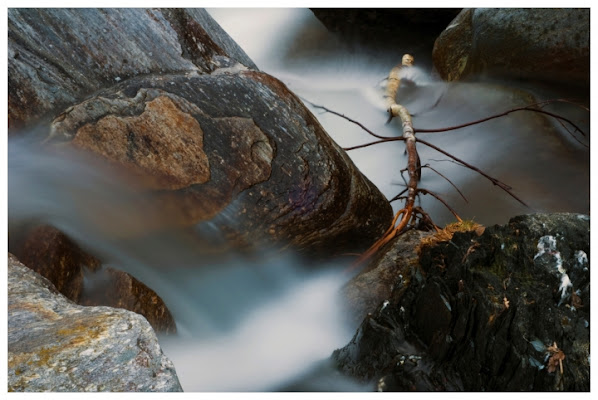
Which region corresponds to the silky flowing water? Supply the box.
[7,9,589,392]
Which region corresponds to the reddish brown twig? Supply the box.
[416,188,462,221]
[343,137,404,151]
[422,164,468,203]
[415,137,528,207]
[301,99,396,140]
[414,99,588,147]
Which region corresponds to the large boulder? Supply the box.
[333,213,590,391]
[7,253,182,392]
[433,8,590,85]
[8,8,393,257]
[45,70,392,257]
[8,8,257,132]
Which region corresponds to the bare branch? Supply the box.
[343,137,404,151]
[414,100,588,143]
[389,188,408,202]
[422,164,468,203]
[417,188,462,222]
[301,97,395,140]
[416,137,529,207]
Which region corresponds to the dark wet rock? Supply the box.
[8,8,256,132]
[79,267,177,335]
[333,213,590,391]
[10,224,102,302]
[341,229,432,328]
[433,9,590,85]
[7,253,182,392]
[46,71,392,257]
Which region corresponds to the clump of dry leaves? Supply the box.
[547,341,565,374]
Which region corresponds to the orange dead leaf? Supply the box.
[571,292,583,308]
[547,341,565,374]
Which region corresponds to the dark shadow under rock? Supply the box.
[79,267,177,334]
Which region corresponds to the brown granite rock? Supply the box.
[11,225,101,302]
[47,71,392,258]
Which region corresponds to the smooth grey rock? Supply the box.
[433,8,589,85]
[7,253,182,392]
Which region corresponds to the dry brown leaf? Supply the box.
[571,292,583,308]
[547,341,566,374]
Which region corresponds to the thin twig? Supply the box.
[417,188,462,221]
[301,97,395,140]
[414,102,588,140]
[389,188,408,203]
[415,137,528,207]
[343,137,404,151]
[422,164,469,203]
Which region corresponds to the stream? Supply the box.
[7,8,590,392]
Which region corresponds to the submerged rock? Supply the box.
[10,224,176,334]
[7,253,182,392]
[433,9,590,85]
[79,267,177,335]
[333,213,590,391]
[10,224,102,302]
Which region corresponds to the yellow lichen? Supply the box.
[416,220,485,255]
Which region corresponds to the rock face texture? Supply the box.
[433,8,590,85]
[334,213,590,391]
[341,229,432,328]
[8,8,256,132]
[46,71,392,256]
[7,254,182,392]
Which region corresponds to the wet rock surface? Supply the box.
[433,8,590,85]
[333,213,590,391]
[46,71,392,257]
[10,7,392,258]
[79,267,177,335]
[8,8,256,132]
[341,229,432,329]
[10,224,177,334]
[10,224,102,302]
[7,253,182,392]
